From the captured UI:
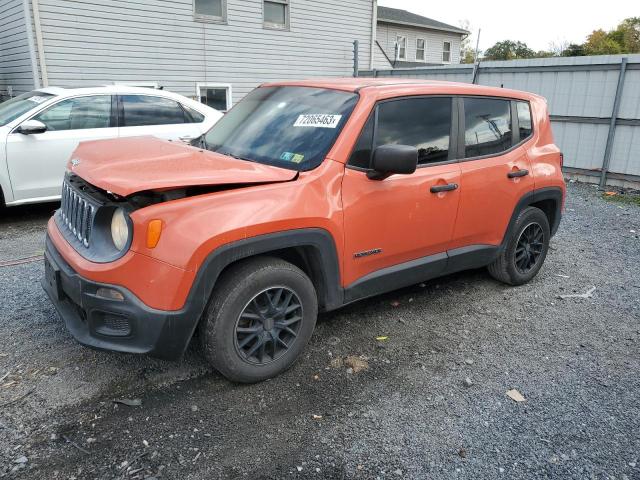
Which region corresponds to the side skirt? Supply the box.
[343,244,499,305]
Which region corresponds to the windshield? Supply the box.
[203,86,358,171]
[0,91,56,127]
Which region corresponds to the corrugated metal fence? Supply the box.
[360,55,640,188]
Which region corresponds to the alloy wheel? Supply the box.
[514,222,545,274]
[234,287,303,365]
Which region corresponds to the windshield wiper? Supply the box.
[219,150,256,163]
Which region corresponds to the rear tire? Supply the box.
[200,256,318,383]
[488,206,550,286]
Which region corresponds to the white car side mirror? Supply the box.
[17,119,47,135]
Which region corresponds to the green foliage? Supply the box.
[484,40,535,60]
[483,17,640,60]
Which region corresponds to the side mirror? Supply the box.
[367,144,418,180]
[16,119,47,135]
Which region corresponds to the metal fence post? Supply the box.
[599,57,628,188]
[353,40,359,77]
[471,62,480,84]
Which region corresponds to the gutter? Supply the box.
[31,0,48,87]
[370,0,377,70]
[22,0,40,89]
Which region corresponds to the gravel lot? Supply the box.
[0,181,638,480]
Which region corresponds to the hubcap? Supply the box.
[234,287,303,365]
[514,222,545,274]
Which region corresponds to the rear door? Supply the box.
[117,94,202,142]
[6,94,115,201]
[449,97,535,249]
[342,96,462,289]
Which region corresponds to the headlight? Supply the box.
[110,208,129,251]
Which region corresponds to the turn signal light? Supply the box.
[146,220,163,248]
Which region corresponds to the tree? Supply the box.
[584,29,623,55]
[458,19,477,64]
[483,40,535,60]
[609,17,640,52]
[562,43,586,57]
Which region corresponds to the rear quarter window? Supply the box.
[516,101,533,141]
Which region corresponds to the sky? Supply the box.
[377,0,638,52]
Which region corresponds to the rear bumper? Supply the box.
[42,234,198,360]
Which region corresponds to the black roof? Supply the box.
[377,6,469,35]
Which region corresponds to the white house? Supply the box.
[0,0,376,108]
[374,6,469,69]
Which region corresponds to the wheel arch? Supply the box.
[501,187,564,249]
[189,229,343,318]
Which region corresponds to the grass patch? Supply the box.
[602,192,640,206]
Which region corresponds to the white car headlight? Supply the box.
[110,208,130,251]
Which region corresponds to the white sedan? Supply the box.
[0,85,222,207]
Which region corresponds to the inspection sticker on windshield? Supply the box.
[293,114,342,128]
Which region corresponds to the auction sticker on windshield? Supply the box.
[293,114,342,128]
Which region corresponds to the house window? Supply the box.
[264,0,289,29]
[416,38,426,62]
[194,0,226,22]
[396,36,407,60]
[443,41,452,63]
[197,83,232,112]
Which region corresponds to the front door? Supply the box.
[342,96,461,290]
[6,94,116,202]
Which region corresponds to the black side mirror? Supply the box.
[367,144,418,180]
[16,119,47,135]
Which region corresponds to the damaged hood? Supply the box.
[68,136,298,197]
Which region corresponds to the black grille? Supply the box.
[60,178,95,248]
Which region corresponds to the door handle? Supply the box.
[430,183,458,193]
[507,169,529,179]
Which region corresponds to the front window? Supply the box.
[443,41,452,62]
[198,84,231,112]
[0,91,56,127]
[416,38,426,61]
[264,0,289,29]
[34,95,112,131]
[396,36,407,60]
[194,0,226,22]
[203,86,358,171]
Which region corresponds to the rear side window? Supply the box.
[34,95,112,131]
[517,101,533,141]
[375,97,452,165]
[121,95,186,127]
[463,98,512,158]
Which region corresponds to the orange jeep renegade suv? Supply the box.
[42,79,565,383]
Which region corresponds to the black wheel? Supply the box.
[200,256,318,383]
[488,206,550,285]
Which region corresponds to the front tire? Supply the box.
[200,257,318,383]
[488,206,550,285]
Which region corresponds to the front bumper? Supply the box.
[41,234,198,360]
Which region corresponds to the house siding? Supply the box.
[0,0,37,96]
[33,0,373,104]
[376,22,461,66]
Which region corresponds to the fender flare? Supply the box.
[184,228,343,321]
[501,186,564,249]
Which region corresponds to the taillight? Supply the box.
[559,152,564,168]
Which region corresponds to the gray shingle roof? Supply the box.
[377,6,469,35]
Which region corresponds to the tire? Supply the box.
[488,206,551,286]
[200,256,318,383]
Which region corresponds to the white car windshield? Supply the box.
[0,91,56,126]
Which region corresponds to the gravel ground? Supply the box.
[0,181,638,480]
